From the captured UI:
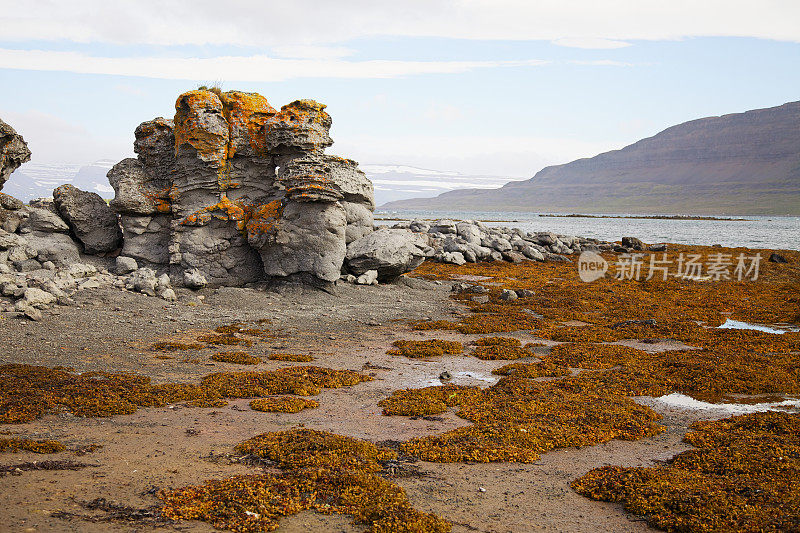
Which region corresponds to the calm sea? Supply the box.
[375,210,800,251]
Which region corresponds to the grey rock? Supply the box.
[159,287,177,301]
[129,267,158,296]
[648,243,668,252]
[769,253,788,263]
[621,236,644,250]
[430,219,457,234]
[520,245,545,261]
[0,207,22,233]
[500,289,518,301]
[183,268,207,289]
[409,220,431,233]
[115,256,138,274]
[24,231,81,265]
[53,184,122,254]
[536,232,557,246]
[20,207,70,234]
[441,251,466,265]
[501,251,526,263]
[0,230,27,250]
[15,258,41,272]
[23,287,56,309]
[0,193,23,210]
[356,269,379,285]
[345,228,429,281]
[21,303,43,321]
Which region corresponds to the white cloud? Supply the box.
[0,49,547,81]
[2,1,799,46]
[568,59,636,67]
[0,109,133,165]
[271,44,354,60]
[552,37,631,49]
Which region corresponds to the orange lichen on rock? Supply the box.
[220,90,277,159]
[573,411,800,533]
[387,340,464,359]
[0,438,66,454]
[160,429,450,532]
[248,396,319,413]
[173,90,228,166]
[244,199,283,237]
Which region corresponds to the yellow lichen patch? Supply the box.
[248,397,319,413]
[545,343,650,370]
[267,353,315,362]
[387,340,463,359]
[393,376,664,463]
[471,338,532,360]
[0,438,66,454]
[150,341,205,352]
[379,385,481,416]
[0,364,371,424]
[211,352,261,365]
[160,429,450,533]
[492,362,570,378]
[573,411,800,533]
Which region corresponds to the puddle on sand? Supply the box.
[422,371,500,387]
[649,393,800,414]
[717,319,799,335]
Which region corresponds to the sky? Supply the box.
[1,0,799,179]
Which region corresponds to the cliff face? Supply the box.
[382,101,800,215]
[108,89,375,287]
[0,118,32,192]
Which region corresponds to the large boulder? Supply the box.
[108,89,376,288]
[345,228,431,281]
[53,184,122,254]
[0,118,31,192]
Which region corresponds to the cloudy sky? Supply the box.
[1,0,799,178]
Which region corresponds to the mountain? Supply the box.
[360,164,517,206]
[3,160,115,202]
[381,101,800,215]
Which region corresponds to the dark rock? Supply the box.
[768,253,789,263]
[0,118,31,192]
[53,184,123,254]
[621,237,644,250]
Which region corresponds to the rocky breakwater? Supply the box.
[387,218,615,265]
[108,89,375,289]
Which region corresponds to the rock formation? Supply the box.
[108,89,375,288]
[0,118,31,192]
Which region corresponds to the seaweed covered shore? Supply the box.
[0,242,798,532]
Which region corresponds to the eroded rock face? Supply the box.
[108,89,375,287]
[0,118,31,192]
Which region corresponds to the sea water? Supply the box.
[375,210,800,251]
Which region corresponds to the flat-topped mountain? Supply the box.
[382,101,800,215]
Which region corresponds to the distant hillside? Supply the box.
[382,101,800,215]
